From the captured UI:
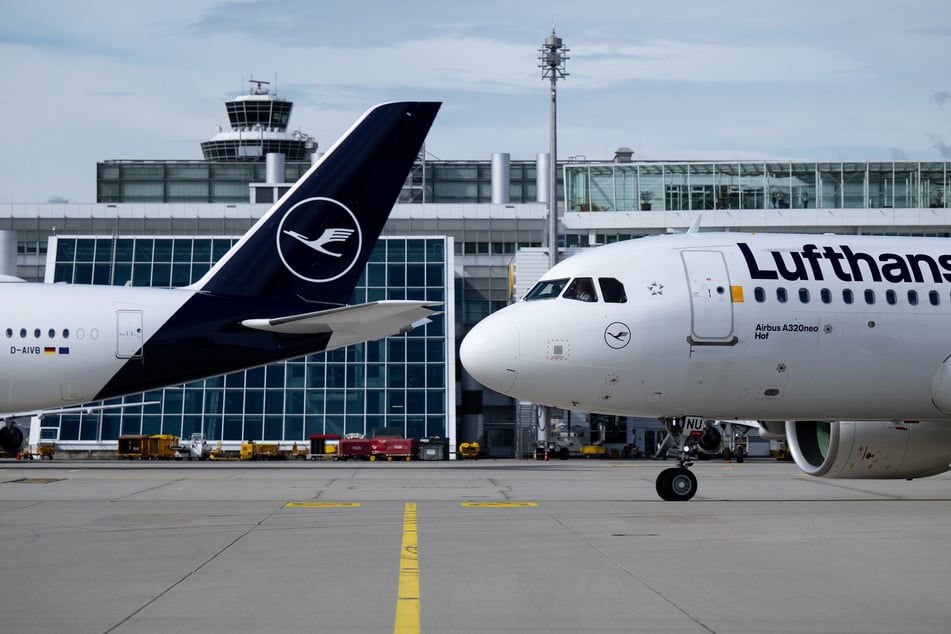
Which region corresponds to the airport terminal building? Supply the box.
[3,86,951,457]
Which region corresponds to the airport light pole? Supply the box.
[539,29,568,268]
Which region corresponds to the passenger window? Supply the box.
[563,277,597,302]
[908,290,919,306]
[524,278,569,301]
[930,290,940,306]
[4,328,10,338]
[842,289,853,304]
[63,329,70,339]
[754,287,765,303]
[48,328,55,338]
[864,289,875,305]
[820,288,831,304]
[598,278,627,303]
[886,290,897,305]
[776,288,788,303]
[798,288,810,303]
[19,328,26,338]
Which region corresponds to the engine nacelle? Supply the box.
[697,423,722,454]
[786,420,951,479]
[0,422,28,455]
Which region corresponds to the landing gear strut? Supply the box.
[654,416,702,501]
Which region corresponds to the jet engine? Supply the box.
[786,420,951,479]
[0,422,28,455]
[697,423,722,454]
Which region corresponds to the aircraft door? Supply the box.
[116,310,144,359]
[681,250,737,345]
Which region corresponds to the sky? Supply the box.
[1,0,950,203]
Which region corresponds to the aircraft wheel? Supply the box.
[655,468,674,499]
[655,467,697,501]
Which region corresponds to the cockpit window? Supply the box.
[563,277,598,302]
[598,277,627,303]
[524,278,570,301]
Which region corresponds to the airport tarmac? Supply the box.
[1,458,950,634]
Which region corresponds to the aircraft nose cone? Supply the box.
[460,315,519,394]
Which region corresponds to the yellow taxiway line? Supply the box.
[394,502,420,633]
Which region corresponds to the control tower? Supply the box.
[200,79,317,161]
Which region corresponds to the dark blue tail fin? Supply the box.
[194,101,440,305]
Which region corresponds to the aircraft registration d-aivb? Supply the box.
[0,101,441,456]
[461,222,951,500]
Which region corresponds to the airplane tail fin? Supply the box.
[193,101,441,305]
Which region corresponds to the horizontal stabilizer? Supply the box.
[241,301,441,349]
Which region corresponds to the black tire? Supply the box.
[656,467,697,501]
[655,468,675,499]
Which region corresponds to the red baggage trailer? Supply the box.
[337,438,373,461]
[380,437,418,461]
[370,436,399,460]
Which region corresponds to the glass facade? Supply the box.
[225,98,292,129]
[97,159,546,205]
[200,137,313,161]
[42,236,454,447]
[97,161,312,203]
[565,161,951,213]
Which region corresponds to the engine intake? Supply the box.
[786,420,951,479]
[0,422,28,455]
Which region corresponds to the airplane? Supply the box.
[460,224,951,500]
[0,101,441,456]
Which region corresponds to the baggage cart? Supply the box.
[308,434,341,461]
[337,438,373,461]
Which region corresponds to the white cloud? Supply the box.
[1,0,949,202]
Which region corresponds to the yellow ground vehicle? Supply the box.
[240,441,284,460]
[580,445,607,458]
[148,435,178,460]
[118,434,180,460]
[458,442,480,460]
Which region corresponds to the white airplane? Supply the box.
[460,225,951,500]
[0,101,441,456]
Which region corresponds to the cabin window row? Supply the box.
[4,328,71,339]
[753,286,943,307]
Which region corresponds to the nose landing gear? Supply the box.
[654,416,703,501]
[656,466,698,501]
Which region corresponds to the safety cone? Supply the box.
[544,451,549,461]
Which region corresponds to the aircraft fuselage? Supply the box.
[461,232,951,422]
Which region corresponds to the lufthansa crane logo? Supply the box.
[604,322,631,349]
[275,197,363,283]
